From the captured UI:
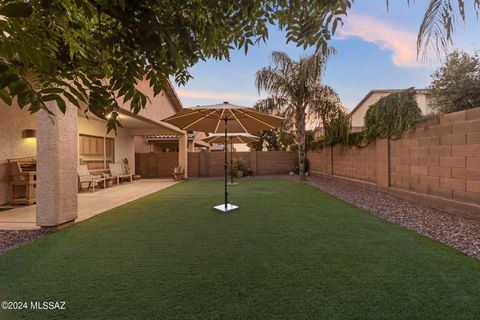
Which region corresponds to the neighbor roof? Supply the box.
[350,88,429,115]
[144,133,197,141]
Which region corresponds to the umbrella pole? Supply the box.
[224,120,228,210]
[230,138,234,184]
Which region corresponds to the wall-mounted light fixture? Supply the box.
[22,129,36,139]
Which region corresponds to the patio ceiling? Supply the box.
[77,108,183,135]
[118,109,183,135]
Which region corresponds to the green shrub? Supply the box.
[364,89,422,142]
[322,109,351,146]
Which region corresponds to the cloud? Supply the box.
[336,12,420,68]
[176,89,260,104]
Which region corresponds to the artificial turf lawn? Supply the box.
[0,179,479,320]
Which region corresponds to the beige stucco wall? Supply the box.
[118,80,179,124]
[0,104,37,204]
[415,94,433,115]
[135,136,151,153]
[0,108,136,205]
[78,115,135,173]
[1,81,182,205]
[351,92,432,130]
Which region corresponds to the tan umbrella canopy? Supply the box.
[203,133,260,185]
[162,102,283,133]
[163,102,283,213]
[203,132,259,144]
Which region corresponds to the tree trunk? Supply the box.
[297,110,306,181]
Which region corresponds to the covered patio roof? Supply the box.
[77,108,184,135]
[118,108,184,135]
[145,132,211,148]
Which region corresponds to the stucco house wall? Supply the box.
[77,115,135,172]
[118,81,182,123]
[0,80,184,206]
[0,104,37,204]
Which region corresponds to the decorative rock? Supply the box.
[0,230,52,256]
[306,176,480,259]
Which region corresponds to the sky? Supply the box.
[173,1,480,111]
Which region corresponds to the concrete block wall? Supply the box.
[256,151,297,175]
[307,147,331,175]
[332,143,377,183]
[308,108,480,212]
[188,152,200,177]
[390,108,480,205]
[190,151,296,177]
[136,151,298,178]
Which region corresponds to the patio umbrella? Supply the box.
[162,102,283,212]
[203,133,260,185]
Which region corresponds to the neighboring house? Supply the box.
[210,143,236,152]
[350,89,432,132]
[0,80,189,228]
[137,132,210,153]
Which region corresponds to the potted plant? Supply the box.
[232,158,247,178]
[173,166,185,181]
[122,158,131,175]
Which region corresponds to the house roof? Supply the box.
[144,133,197,141]
[164,80,184,111]
[349,88,429,115]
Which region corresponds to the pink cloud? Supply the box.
[336,12,420,68]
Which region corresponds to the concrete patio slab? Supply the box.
[0,179,178,230]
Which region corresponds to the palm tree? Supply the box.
[249,97,296,151]
[410,0,480,58]
[255,51,341,180]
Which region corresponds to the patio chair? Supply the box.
[109,163,133,184]
[102,172,118,187]
[78,165,105,192]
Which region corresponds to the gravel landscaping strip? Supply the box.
[304,175,480,259]
[0,230,52,256]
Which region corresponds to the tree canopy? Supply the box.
[429,50,480,114]
[0,0,351,131]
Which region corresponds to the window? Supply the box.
[79,134,115,170]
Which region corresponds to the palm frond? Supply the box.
[255,66,296,98]
[254,96,291,117]
[270,51,295,72]
[416,0,478,60]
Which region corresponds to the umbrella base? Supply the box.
[213,203,239,213]
[227,182,238,186]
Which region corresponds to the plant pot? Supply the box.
[173,174,183,181]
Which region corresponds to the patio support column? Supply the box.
[178,131,188,178]
[187,140,194,152]
[36,101,78,228]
